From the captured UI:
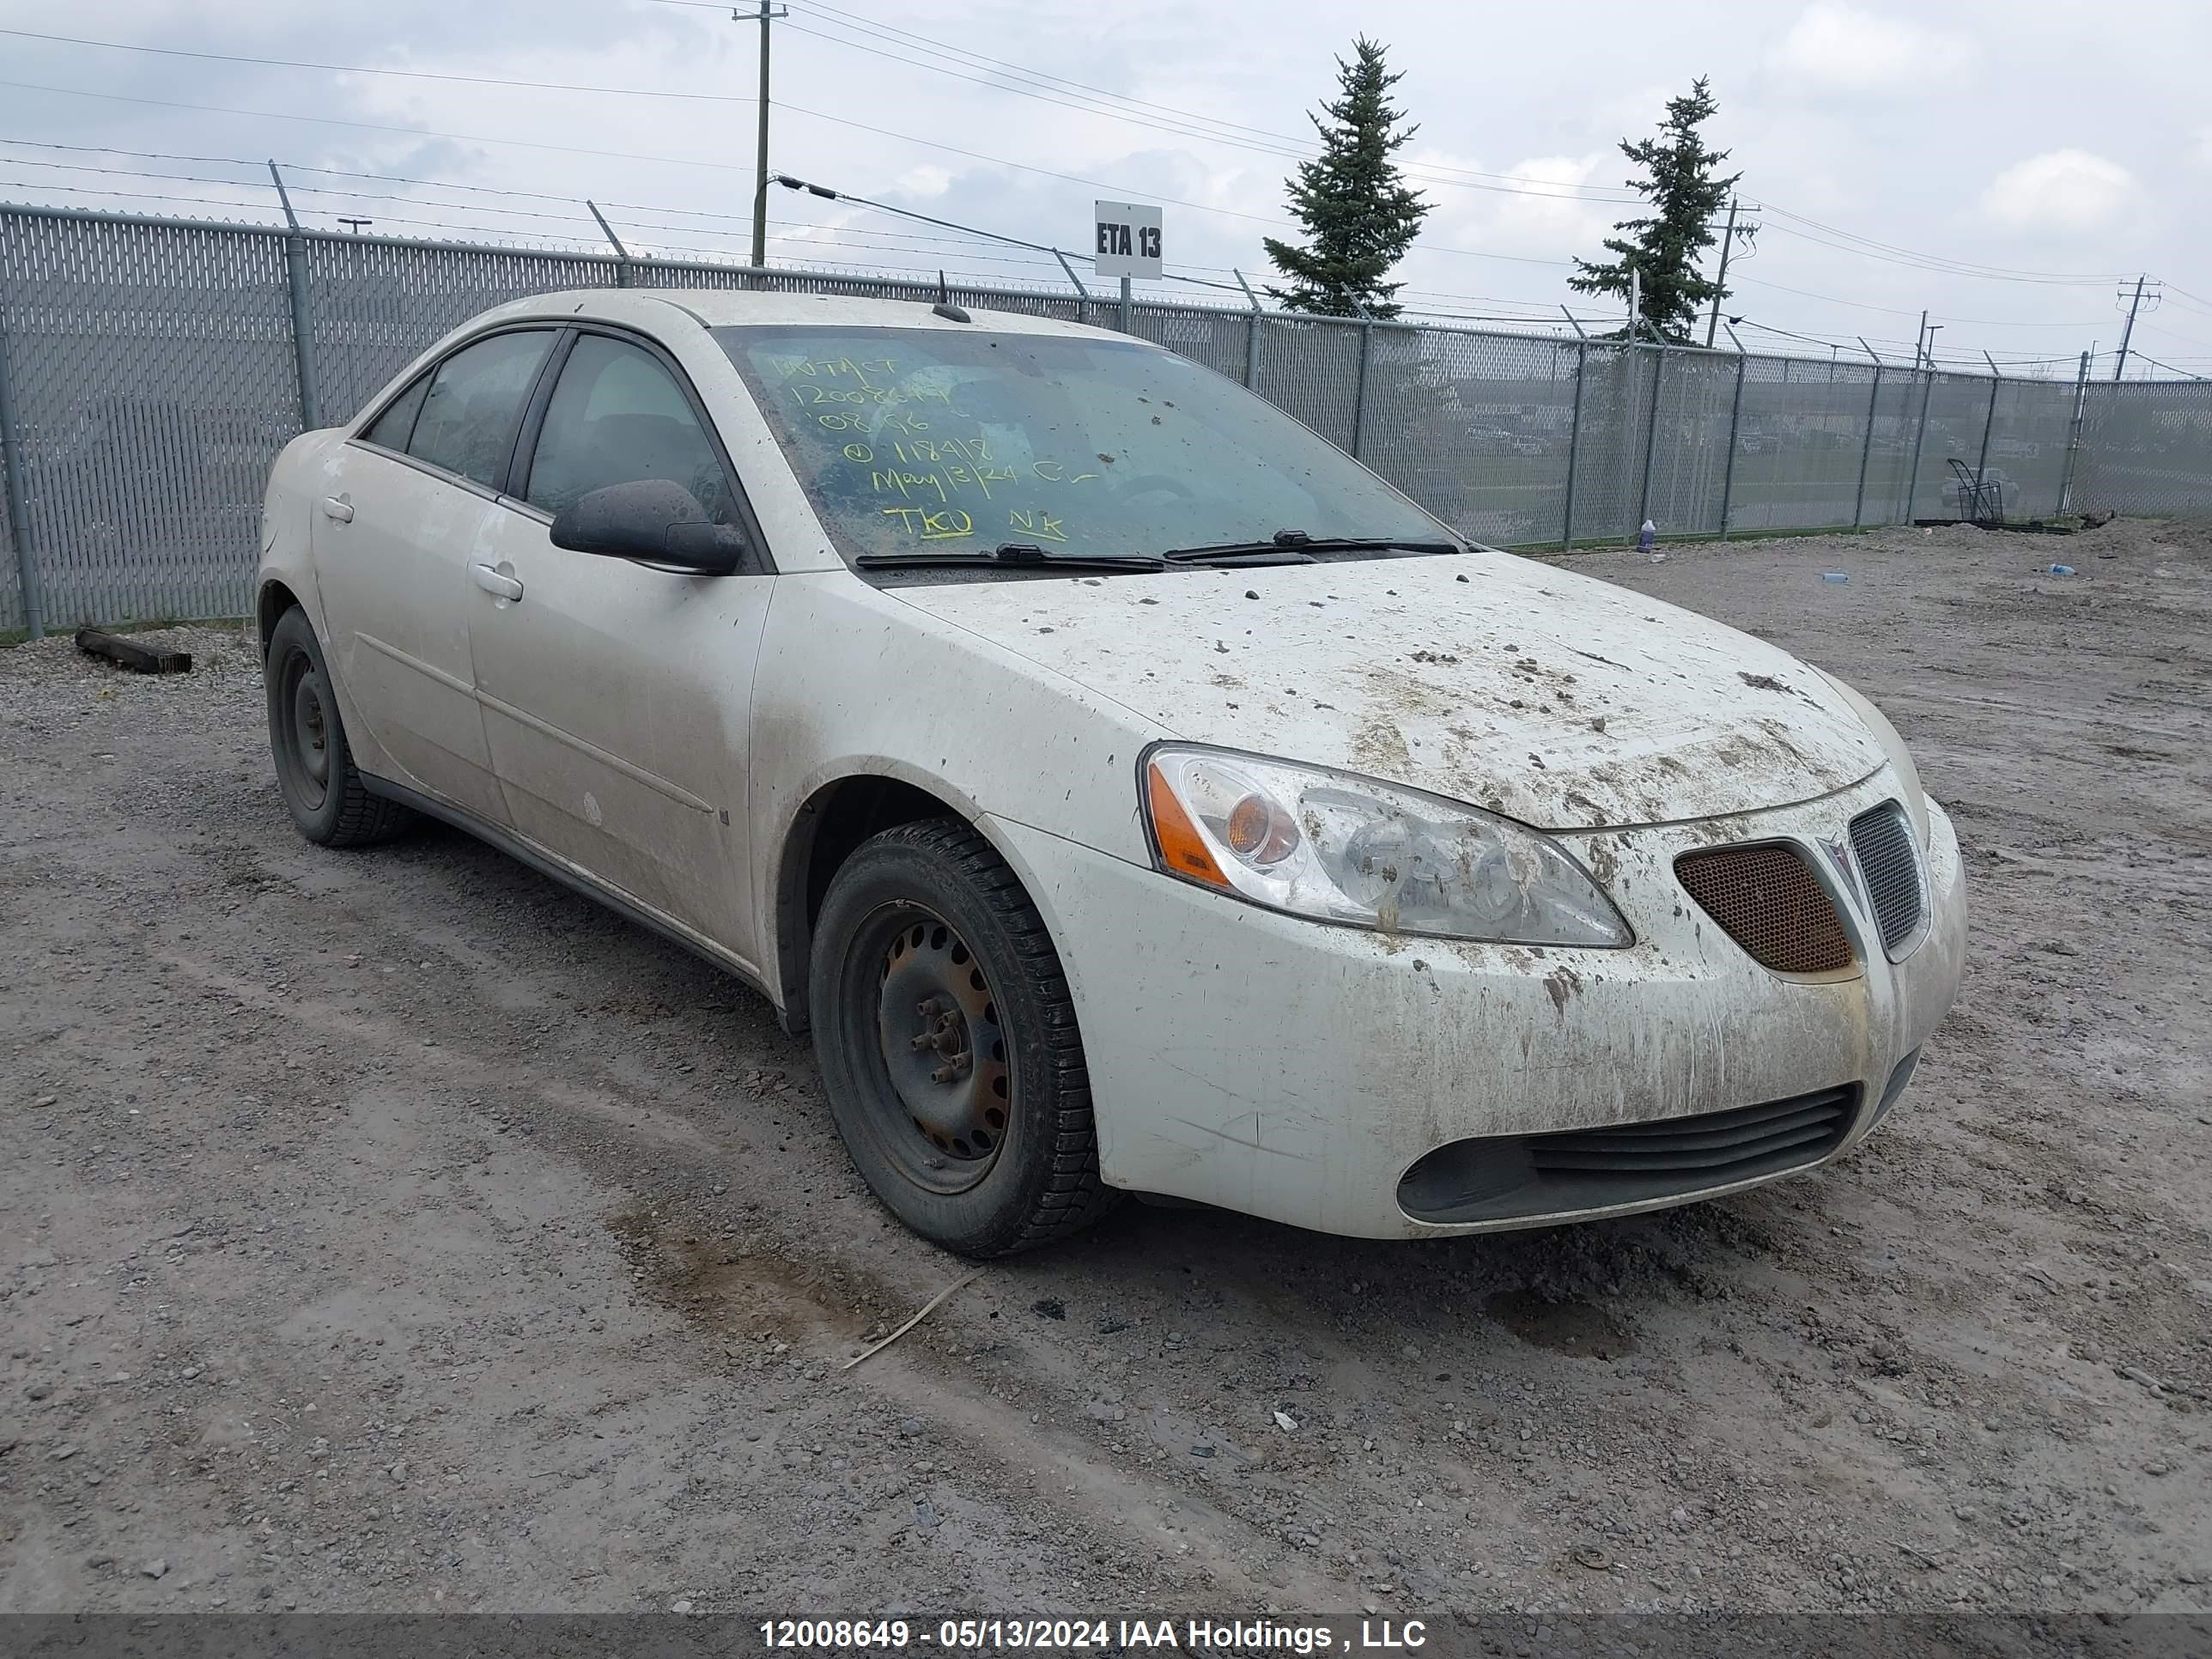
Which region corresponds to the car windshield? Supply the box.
[714,325,1450,568]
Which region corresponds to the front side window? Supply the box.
[715,325,1445,567]
[407,330,555,490]
[523,334,732,521]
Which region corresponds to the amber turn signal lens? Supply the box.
[1147,763,1228,888]
[1224,793,1298,866]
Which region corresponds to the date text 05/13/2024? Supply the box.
[757,1619,1429,1652]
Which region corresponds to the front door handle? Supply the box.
[471,562,524,602]
[321,496,354,522]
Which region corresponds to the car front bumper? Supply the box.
[990,770,1966,1238]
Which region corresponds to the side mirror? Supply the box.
[549,479,748,574]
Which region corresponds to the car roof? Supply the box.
[465,286,1151,344]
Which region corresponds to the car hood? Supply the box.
[885,550,1885,830]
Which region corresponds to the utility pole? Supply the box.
[1914,309,1929,370]
[2113,274,2148,382]
[1703,197,1738,349]
[1627,262,1640,344]
[744,0,789,269]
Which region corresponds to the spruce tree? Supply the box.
[1262,38,1431,319]
[1569,76,1752,342]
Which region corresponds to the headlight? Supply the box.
[1140,745,1632,947]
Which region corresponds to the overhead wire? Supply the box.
[0,30,2177,356]
[0,73,1553,266]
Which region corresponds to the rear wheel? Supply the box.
[264,606,414,847]
[810,819,1118,1256]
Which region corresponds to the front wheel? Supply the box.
[809,819,1119,1257]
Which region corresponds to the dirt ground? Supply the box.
[1,517,2207,1630]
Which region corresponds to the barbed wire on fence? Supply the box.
[1,200,2206,637]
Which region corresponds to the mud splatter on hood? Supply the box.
[886,549,1886,830]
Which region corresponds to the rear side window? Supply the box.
[523,334,732,521]
[407,330,555,489]
[360,372,429,452]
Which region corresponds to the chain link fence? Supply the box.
[3,200,2207,634]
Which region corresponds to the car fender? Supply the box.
[750,568,1171,1012]
[255,428,393,758]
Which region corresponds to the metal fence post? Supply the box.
[267,163,320,431]
[1053,250,1091,327]
[1351,318,1373,459]
[586,200,633,288]
[2057,349,2091,514]
[1561,333,1588,550]
[0,304,44,639]
[1718,343,1747,539]
[1635,341,1668,535]
[1904,368,1936,522]
[1974,364,2001,503]
[1851,364,1881,527]
[1233,269,1262,391]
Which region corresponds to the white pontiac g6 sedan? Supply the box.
[257,289,1966,1255]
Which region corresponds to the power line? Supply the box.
[0,144,1267,293]
[12,27,2134,306]
[667,0,1652,201]
[0,33,2179,349]
[0,75,1586,270]
[641,6,2148,293]
[767,12,1646,206]
[0,27,768,107]
[0,154,606,228]
[0,25,1642,211]
[0,177,607,246]
[1753,213,2120,287]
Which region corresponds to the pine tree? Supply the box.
[1568,76,1753,343]
[1262,38,1431,319]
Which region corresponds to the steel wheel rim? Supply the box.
[278,648,330,811]
[855,902,1012,1196]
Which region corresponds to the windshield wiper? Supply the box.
[854,542,1167,574]
[1161,530,1464,563]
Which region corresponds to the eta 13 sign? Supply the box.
[1092,200,1164,280]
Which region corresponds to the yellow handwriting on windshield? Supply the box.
[1029,459,1101,483]
[786,355,897,391]
[881,507,975,541]
[893,437,989,465]
[1007,509,1067,543]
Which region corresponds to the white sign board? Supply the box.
[1092,200,1163,280]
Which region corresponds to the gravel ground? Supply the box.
[1,517,2207,1626]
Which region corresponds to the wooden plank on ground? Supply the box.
[74,629,192,674]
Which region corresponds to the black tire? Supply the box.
[810,818,1120,1257]
[264,606,415,848]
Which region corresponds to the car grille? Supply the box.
[1849,801,1925,956]
[1528,1085,1857,1178]
[1397,1084,1863,1224]
[1674,842,1855,974]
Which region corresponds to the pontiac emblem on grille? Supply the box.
[1818,835,1864,913]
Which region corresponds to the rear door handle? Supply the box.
[321,496,354,522]
[471,563,524,602]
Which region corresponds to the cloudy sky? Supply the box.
[4,0,2210,376]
